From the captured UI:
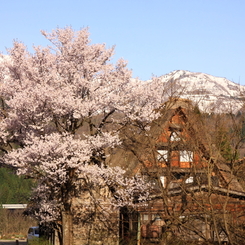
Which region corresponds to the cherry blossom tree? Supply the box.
[0,27,164,244]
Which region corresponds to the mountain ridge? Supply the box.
[151,70,245,113]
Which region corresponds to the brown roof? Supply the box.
[108,98,245,198]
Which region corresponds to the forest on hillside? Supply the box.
[0,167,35,204]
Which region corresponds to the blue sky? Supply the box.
[1,0,245,84]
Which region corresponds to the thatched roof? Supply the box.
[108,98,245,198]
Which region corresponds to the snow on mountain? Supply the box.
[153,70,245,113]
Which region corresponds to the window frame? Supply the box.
[157,150,168,162]
[180,150,193,163]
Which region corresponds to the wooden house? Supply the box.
[110,98,245,245]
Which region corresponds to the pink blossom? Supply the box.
[0,27,160,226]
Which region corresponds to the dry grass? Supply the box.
[0,208,37,240]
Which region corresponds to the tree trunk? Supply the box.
[62,211,73,245]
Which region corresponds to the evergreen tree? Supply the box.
[0,167,34,204]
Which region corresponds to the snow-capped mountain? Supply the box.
[154,70,245,113]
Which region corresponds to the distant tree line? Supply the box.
[0,167,35,204]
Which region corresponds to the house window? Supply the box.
[170,131,181,141]
[143,214,149,221]
[157,150,168,162]
[185,176,194,183]
[160,176,166,187]
[180,151,193,162]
